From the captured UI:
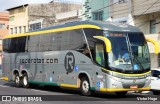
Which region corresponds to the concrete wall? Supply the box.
[135,12,160,34]
[111,2,129,18]
[133,0,160,16]
[28,3,82,27]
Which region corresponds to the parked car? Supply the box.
[151,69,160,95]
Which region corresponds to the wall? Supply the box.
[111,2,129,19]
[28,3,82,27]
[135,12,160,34]
[0,12,9,39]
[8,6,29,34]
[82,0,109,20]
[133,0,160,16]
[0,12,9,64]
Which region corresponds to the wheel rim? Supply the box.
[82,80,89,93]
[15,76,19,84]
[23,76,28,86]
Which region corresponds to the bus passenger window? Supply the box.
[95,43,105,67]
[82,44,90,57]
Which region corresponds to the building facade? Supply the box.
[0,12,9,64]
[7,2,82,34]
[82,0,110,21]
[7,4,29,34]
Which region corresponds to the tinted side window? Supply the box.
[49,32,61,51]
[95,43,105,67]
[3,39,11,53]
[3,37,27,53]
[84,28,103,58]
[60,29,86,51]
[28,35,39,52]
[39,34,51,51]
[10,38,17,53]
[17,37,27,52]
[68,29,86,50]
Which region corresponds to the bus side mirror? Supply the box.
[146,38,159,54]
[93,36,112,53]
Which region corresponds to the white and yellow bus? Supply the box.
[2,21,158,96]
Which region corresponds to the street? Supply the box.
[0,80,159,104]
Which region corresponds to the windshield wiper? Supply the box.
[131,54,145,71]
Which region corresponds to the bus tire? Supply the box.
[22,73,29,88]
[152,91,160,95]
[115,91,127,96]
[15,73,22,87]
[80,77,91,96]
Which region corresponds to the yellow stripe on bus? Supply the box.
[146,38,159,54]
[3,24,101,39]
[60,84,78,88]
[101,68,151,76]
[100,87,150,92]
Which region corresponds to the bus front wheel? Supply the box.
[80,77,91,96]
[115,91,127,96]
[152,91,160,95]
[22,73,29,88]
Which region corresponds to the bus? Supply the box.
[2,21,159,96]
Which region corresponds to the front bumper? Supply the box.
[100,87,150,92]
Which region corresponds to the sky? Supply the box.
[0,0,82,11]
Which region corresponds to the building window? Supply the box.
[29,19,43,31]
[113,0,128,3]
[119,0,128,3]
[150,20,156,34]
[29,22,41,31]
[23,26,26,33]
[93,11,103,21]
[19,26,22,33]
[9,16,15,21]
[14,27,17,34]
[119,20,127,23]
[0,23,5,29]
[10,28,13,34]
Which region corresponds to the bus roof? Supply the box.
[4,21,141,39]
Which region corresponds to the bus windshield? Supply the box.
[105,32,150,73]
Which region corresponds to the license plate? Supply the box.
[130,85,138,89]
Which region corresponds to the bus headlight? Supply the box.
[146,76,151,80]
[112,76,121,82]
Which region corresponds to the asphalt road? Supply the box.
[0,80,159,104]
